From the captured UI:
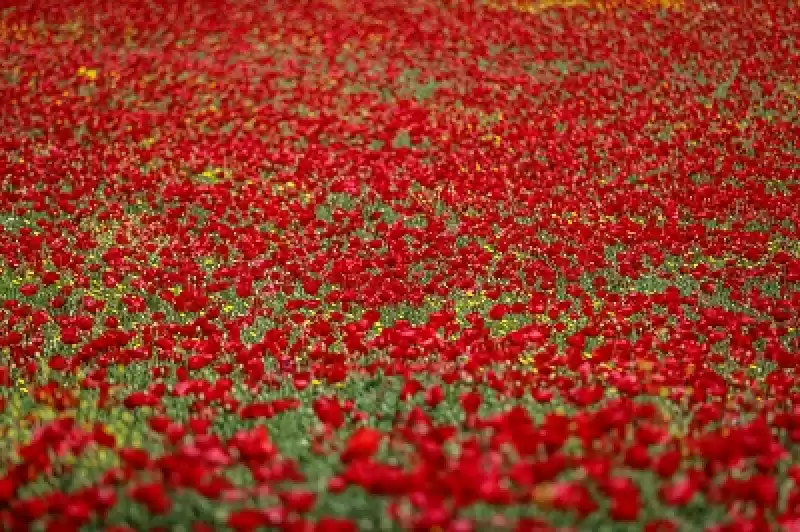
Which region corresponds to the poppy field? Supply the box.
[1,0,799,530]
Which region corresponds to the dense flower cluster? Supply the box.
[0,0,798,530]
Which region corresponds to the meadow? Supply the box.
[0,0,799,530]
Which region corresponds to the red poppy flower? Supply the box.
[341,428,383,462]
